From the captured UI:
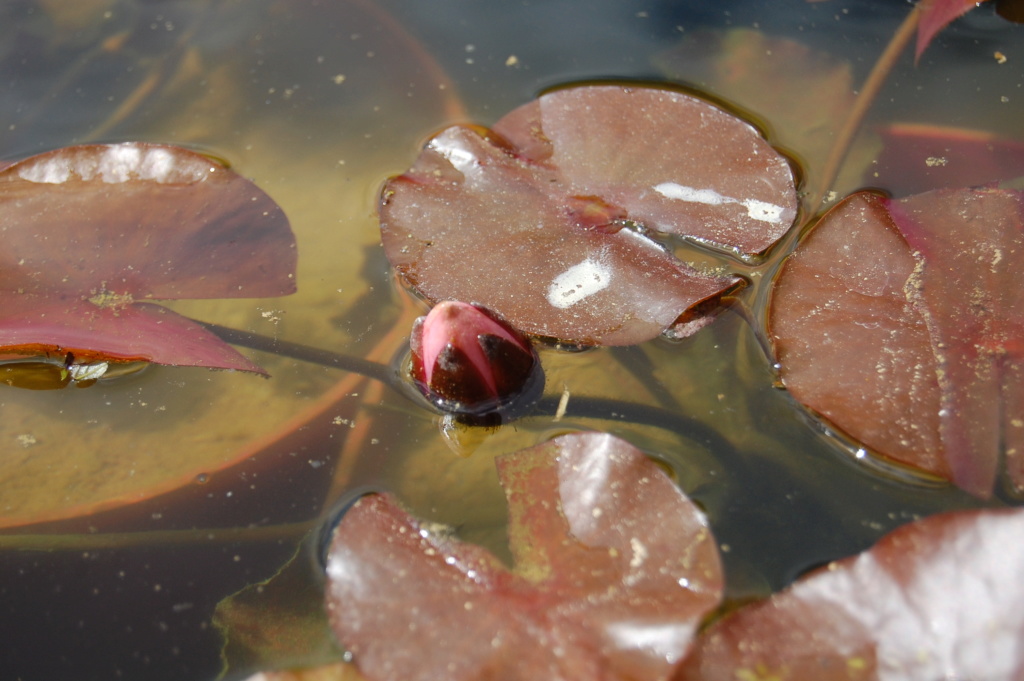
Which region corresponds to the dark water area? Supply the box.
[0,0,1021,679]
[1,539,297,680]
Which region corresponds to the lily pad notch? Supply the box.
[380,84,799,346]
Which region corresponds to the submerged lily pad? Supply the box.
[380,84,797,345]
[769,188,1024,497]
[872,122,1024,197]
[0,142,296,374]
[324,432,722,681]
[678,507,1024,680]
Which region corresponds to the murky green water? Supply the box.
[0,1,1021,679]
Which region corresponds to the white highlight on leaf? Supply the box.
[546,257,612,309]
[68,362,109,382]
[429,136,478,173]
[18,159,69,183]
[98,144,144,182]
[653,181,785,224]
[629,537,648,569]
[18,144,208,185]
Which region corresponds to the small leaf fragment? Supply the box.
[916,0,991,60]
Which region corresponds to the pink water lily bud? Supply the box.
[409,301,542,418]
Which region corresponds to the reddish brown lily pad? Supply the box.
[324,432,723,681]
[769,188,1024,497]
[677,507,1024,680]
[0,142,296,374]
[380,84,797,345]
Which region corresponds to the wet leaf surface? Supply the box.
[769,188,1024,497]
[677,507,1024,680]
[0,142,296,373]
[324,432,722,681]
[380,84,797,345]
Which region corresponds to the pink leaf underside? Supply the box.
[0,142,296,300]
[769,188,1024,498]
[0,296,264,373]
[873,123,1024,197]
[678,507,1024,681]
[915,0,985,61]
[324,432,723,681]
[379,85,797,345]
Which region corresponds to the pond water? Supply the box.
[0,1,1021,679]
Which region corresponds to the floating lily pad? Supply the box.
[380,84,797,345]
[678,507,1024,680]
[324,432,722,681]
[0,142,296,374]
[769,188,1024,497]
